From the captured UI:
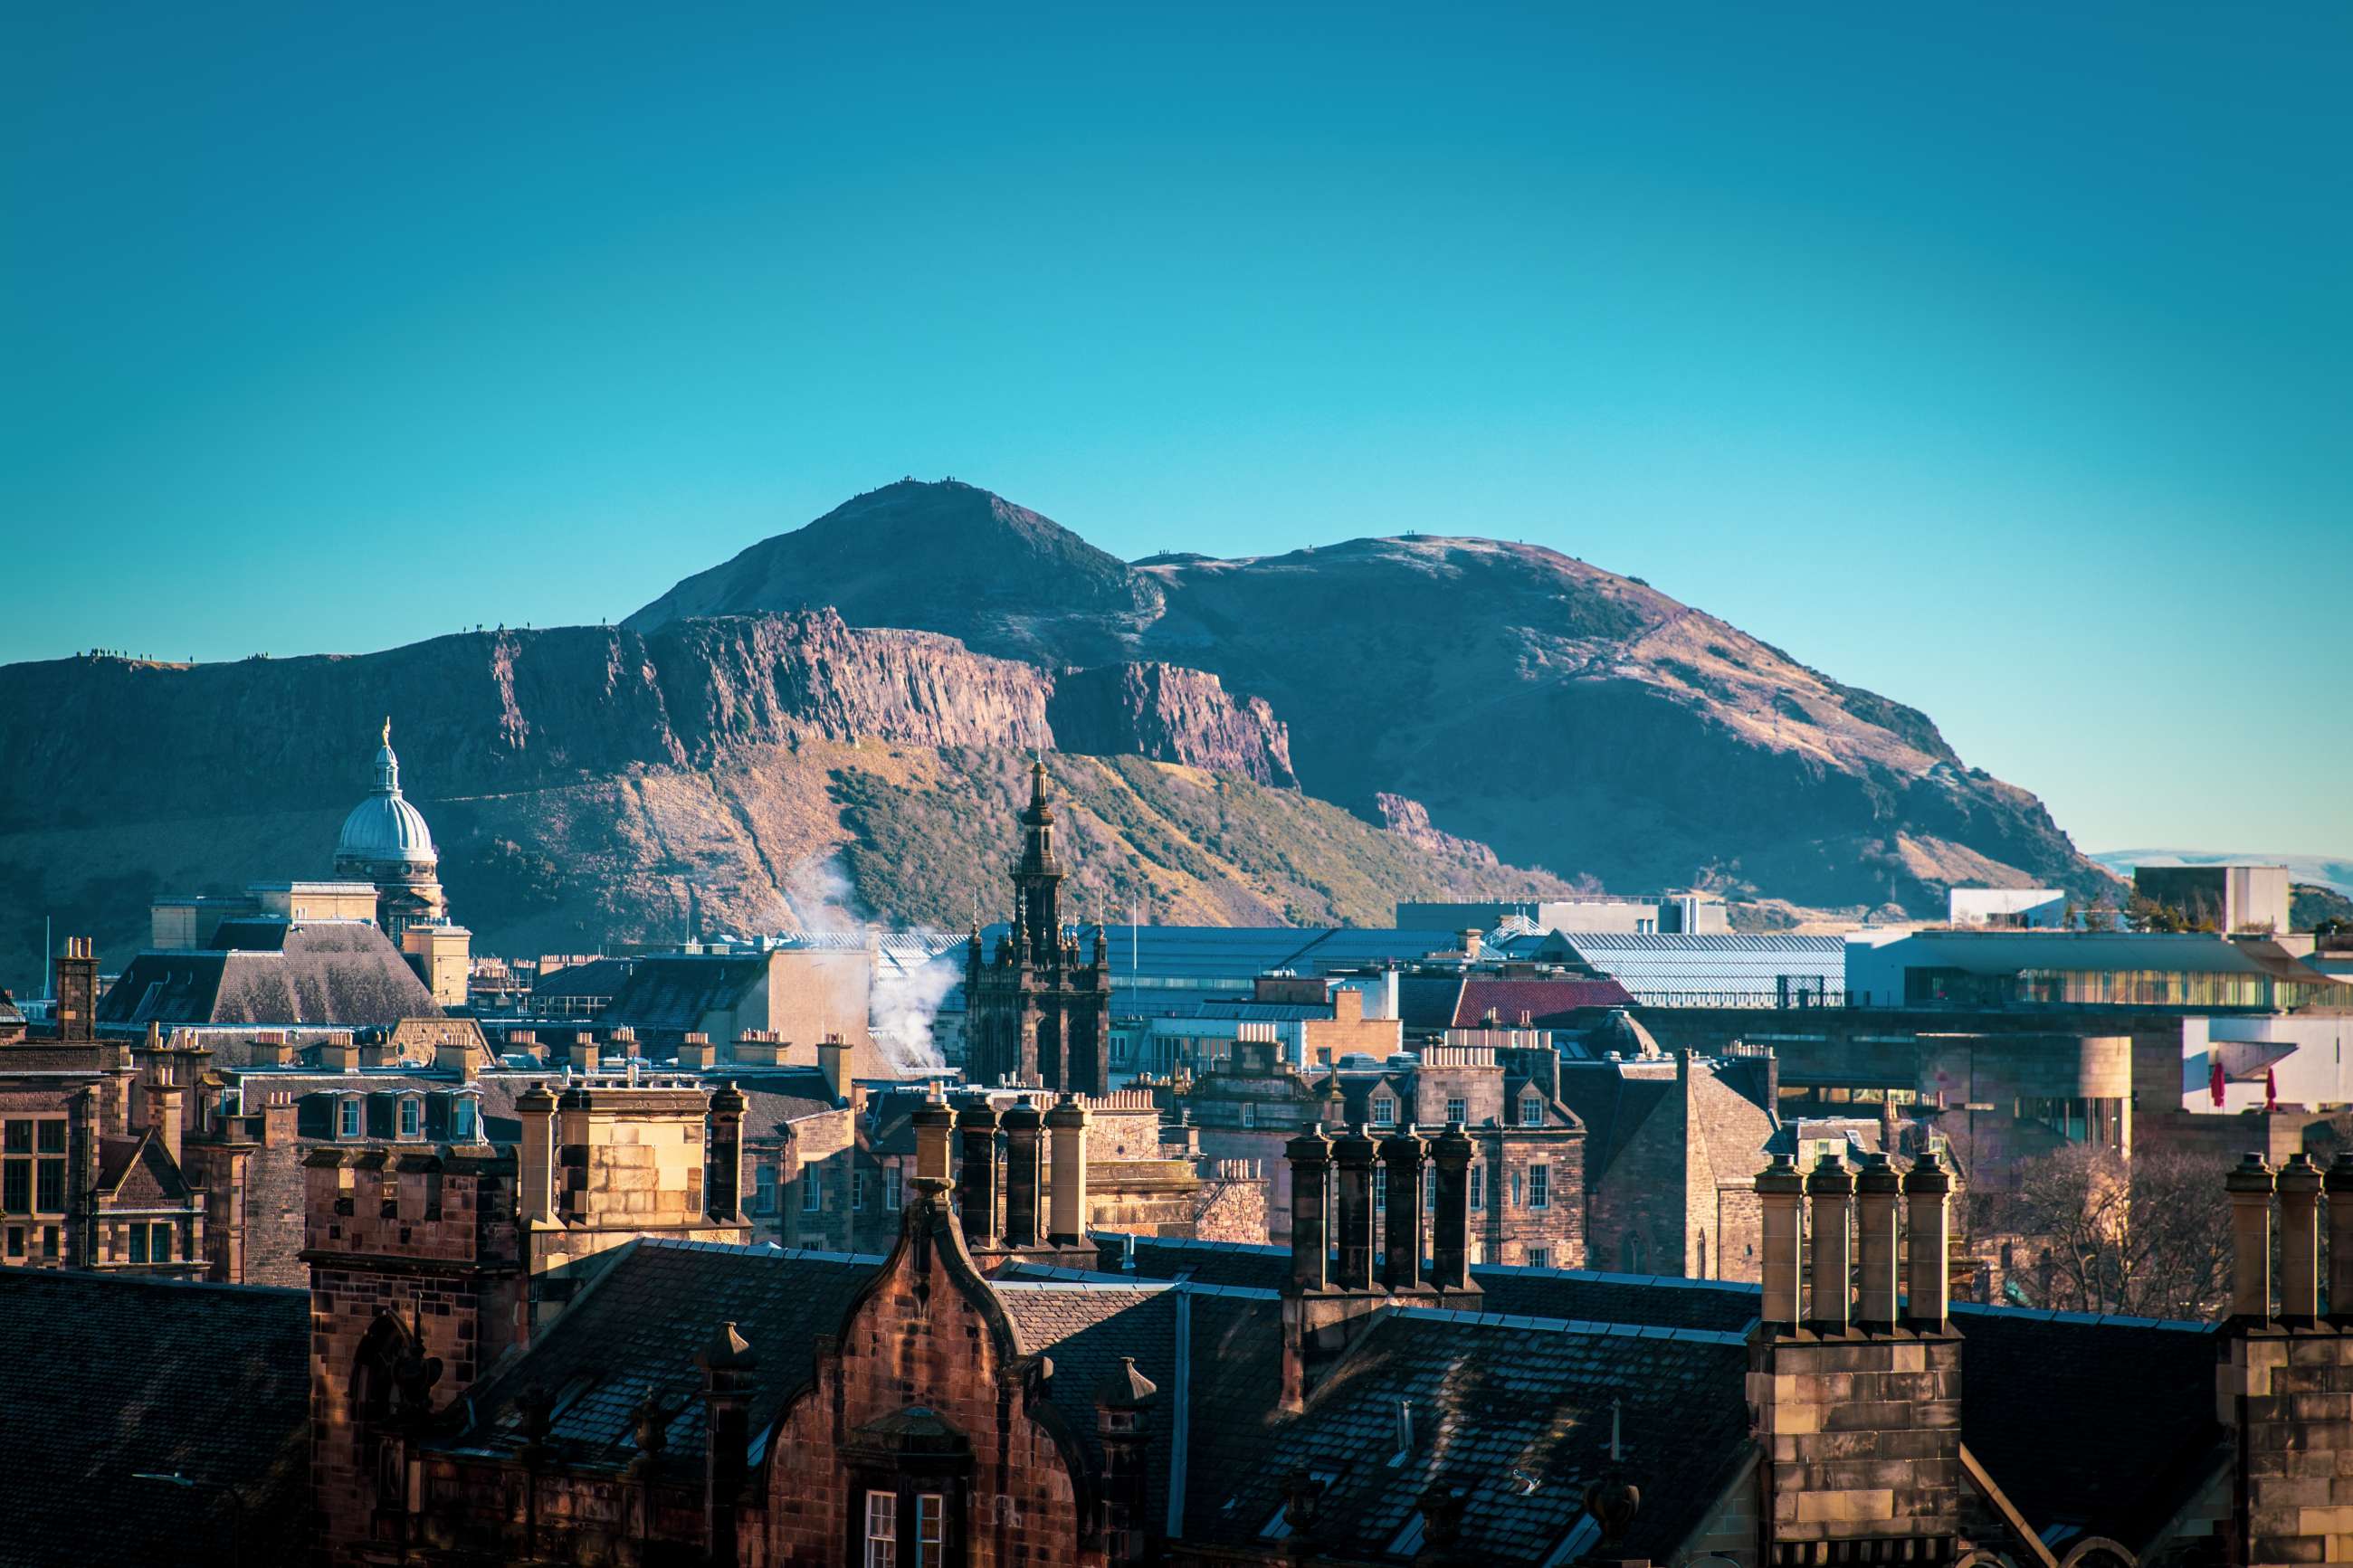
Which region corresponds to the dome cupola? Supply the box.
[335,718,437,870]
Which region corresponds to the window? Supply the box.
[1444,1098,1467,1126]
[1241,1102,1256,1127]
[1510,1170,1523,1209]
[853,1170,867,1212]
[4,1227,20,1259]
[1372,1096,1396,1127]
[1469,1165,1484,1211]
[864,1489,897,1568]
[397,1098,423,1139]
[148,1221,172,1261]
[915,1493,944,1566]
[0,1119,56,1216]
[1529,1164,1549,1209]
[1526,1247,1550,1269]
[129,1224,148,1263]
[451,1098,478,1140]
[885,1165,902,1212]
[753,1164,778,1215]
[1,1162,25,1215]
[42,1226,58,1259]
[1520,1097,1542,1127]
[802,1169,823,1212]
[338,1098,362,1140]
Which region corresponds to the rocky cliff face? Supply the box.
[631,480,2115,913]
[0,610,1366,989]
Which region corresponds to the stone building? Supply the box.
[332,717,450,946]
[1556,1015,1781,1279]
[0,938,207,1276]
[965,760,1112,1095]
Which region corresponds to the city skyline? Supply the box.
[6,4,2347,854]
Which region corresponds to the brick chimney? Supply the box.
[1377,1128,1426,1293]
[1286,1127,1333,1292]
[567,1039,600,1076]
[1330,1126,1378,1291]
[1426,1121,1477,1295]
[817,1033,847,1102]
[53,936,98,1042]
[911,1090,955,1186]
[1045,1094,1091,1247]
[676,1031,715,1070]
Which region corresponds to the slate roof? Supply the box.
[0,1270,311,1568]
[600,955,769,1033]
[1184,1308,1752,1563]
[1453,977,1635,1027]
[437,1238,882,1479]
[96,923,439,1028]
[529,955,637,1001]
[1949,1302,2226,1547]
[1396,975,1468,1032]
[996,1281,1185,1527]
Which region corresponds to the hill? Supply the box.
[0,613,1553,992]
[630,479,2114,914]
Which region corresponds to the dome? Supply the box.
[334,721,437,869]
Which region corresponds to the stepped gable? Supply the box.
[0,1270,311,1565]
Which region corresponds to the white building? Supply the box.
[1947,888,2069,929]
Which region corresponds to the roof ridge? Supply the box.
[1386,1302,1749,1346]
[0,1269,307,1300]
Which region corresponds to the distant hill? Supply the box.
[2091,850,2353,898]
[631,479,2115,917]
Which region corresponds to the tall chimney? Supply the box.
[2328,1151,2353,1319]
[698,1323,757,1568]
[53,936,98,1042]
[517,1085,558,1224]
[1757,1154,1805,1331]
[1377,1129,1427,1291]
[1285,1128,1333,1292]
[1001,1099,1044,1247]
[817,1033,847,1103]
[1853,1152,1901,1332]
[1426,1121,1475,1294]
[2279,1152,2324,1323]
[955,1098,1002,1250]
[151,1082,185,1168]
[1902,1149,1953,1332]
[2227,1152,2278,1324]
[707,1082,747,1224]
[1330,1127,1378,1291]
[912,1092,955,1186]
[1806,1149,1853,1334]
[1044,1095,1091,1247]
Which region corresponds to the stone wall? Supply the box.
[1753,1335,1963,1542]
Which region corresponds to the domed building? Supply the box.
[334,719,448,945]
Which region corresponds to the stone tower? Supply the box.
[964,759,1113,1095]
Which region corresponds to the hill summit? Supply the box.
[630,480,2110,914]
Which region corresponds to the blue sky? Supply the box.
[4,4,2346,853]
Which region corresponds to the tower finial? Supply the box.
[382,716,392,746]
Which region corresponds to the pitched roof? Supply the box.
[996,1281,1184,1527]
[1452,977,1634,1028]
[1183,1308,1752,1563]
[96,923,439,1028]
[436,1238,881,1479]
[600,955,769,1032]
[1950,1303,2226,1548]
[0,1270,311,1566]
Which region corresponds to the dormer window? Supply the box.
[1519,1096,1542,1127]
[451,1098,478,1140]
[1372,1096,1397,1127]
[337,1098,361,1140]
[396,1098,423,1140]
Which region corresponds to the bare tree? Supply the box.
[1982,1144,2232,1320]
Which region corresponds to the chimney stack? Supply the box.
[955,1097,1002,1250]
[1330,1126,1379,1292]
[53,936,98,1042]
[912,1091,955,1187]
[1427,1121,1476,1294]
[817,1034,848,1103]
[1902,1149,1953,1333]
[1806,1150,1853,1335]
[1854,1152,1901,1332]
[1757,1154,1805,1331]
[2279,1153,2324,1323]
[318,1039,359,1073]
[151,1082,185,1167]
[2327,1152,2353,1319]
[1001,1098,1044,1248]
[707,1082,747,1224]
[676,1031,715,1070]
[1378,1128,1427,1292]
[1045,1095,1091,1247]
[1286,1128,1333,1292]
[568,1039,600,1076]
[2227,1152,2278,1323]
[517,1085,558,1226]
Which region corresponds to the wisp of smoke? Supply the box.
[783,852,949,1072]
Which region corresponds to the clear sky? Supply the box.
[4,4,2346,854]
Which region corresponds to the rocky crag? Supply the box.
[0,611,1529,990]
